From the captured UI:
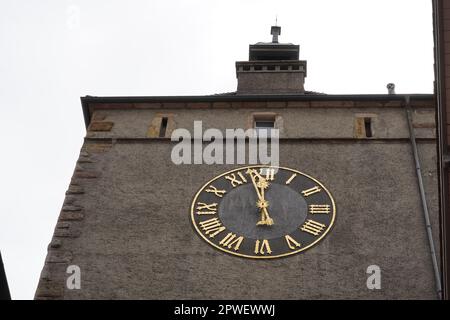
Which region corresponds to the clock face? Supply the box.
[190,165,336,259]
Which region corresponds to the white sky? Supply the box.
[0,0,434,299]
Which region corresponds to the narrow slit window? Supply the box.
[364,117,373,138]
[159,117,168,138]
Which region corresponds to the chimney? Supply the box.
[271,26,281,43]
[236,25,307,95]
[387,83,396,95]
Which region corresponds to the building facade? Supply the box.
[35,27,440,299]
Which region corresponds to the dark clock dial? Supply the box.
[190,165,336,259]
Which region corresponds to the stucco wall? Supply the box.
[86,106,436,140]
[35,135,440,299]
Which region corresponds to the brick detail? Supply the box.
[74,170,100,179]
[85,143,112,153]
[66,184,84,195]
[35,259,69,300]
[287,101,310,108]
[45,250,73,264]
[186,102,210,109]
[35,281,65,299]
[312,101,355,108]
[212,102,231,108]
[88,121,114,132]
[354,117,365,138]
[147,114,176,138]
[36,144,102,299]
[59,211,84,221]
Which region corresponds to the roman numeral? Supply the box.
[285,235,301,250]
[285,173,297,185]
[254,239,272,255]
[225,172,247,187]
[301,186,322,197]
[196,202,218,215]
[205,185,226,198]
[301,219,326,236]
[309,204,331,214]
[260,168,275,181]
[199,218,226,238]
[219,233,244,251]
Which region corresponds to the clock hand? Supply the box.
[246,169,274,226]
[257,178,274,226]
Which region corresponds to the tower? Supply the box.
[34,26,440,300]
[236,26,307,94]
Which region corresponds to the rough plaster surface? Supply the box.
[36,139,440,299]
[87,107,436,140]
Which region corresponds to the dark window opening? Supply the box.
[159,117,168,138]
[268,65,276,71]
[364,117,373,138]
[280,65,288,70]
[254,119,275,137]
[255,121,275,128]
[243,65,250,71]
[292,65,300,70]
[254,65,262,71]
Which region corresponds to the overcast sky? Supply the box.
[0,0,434,299]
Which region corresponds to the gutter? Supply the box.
[405,95,442,299]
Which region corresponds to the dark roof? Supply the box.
[209,91,326,96]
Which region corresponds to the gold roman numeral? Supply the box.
[196,202,218,215]
[205,185,226,198]
[301,219,326,236]
[260,168,275,181]
[219,233,244,251]
[199,218,226,238]
[285,173,297,185]
[254,239,272,255]
[301,186,322,197]
[309,204,331,214]
[225,172,247,187]
[285,235,301,250]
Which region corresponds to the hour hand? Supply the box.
[247,169,274,226]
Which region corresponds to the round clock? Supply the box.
[190,165,336,259]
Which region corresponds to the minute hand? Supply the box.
[246,169,274,226]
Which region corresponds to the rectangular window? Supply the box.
[354,114,376,138]
[254,117,275,136]
[364,117,373,138]
[159,117,168,138]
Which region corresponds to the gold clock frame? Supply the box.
[190,165,336,259]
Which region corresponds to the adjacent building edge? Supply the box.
[0,252,11,300]
[433,0,450,300]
